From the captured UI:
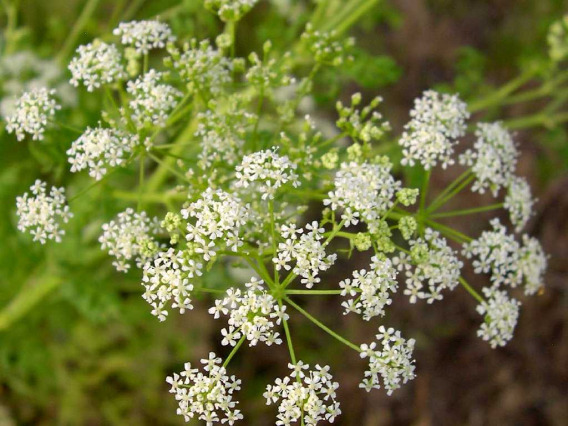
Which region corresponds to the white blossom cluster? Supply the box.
[16,180,72,244]
[125,69,181,128]
[194,105,254,169]
[504,176,535,232]
[395,228,462,304]
[204,0,259,22]
[67,127,138,180]
[339,256,398,320]
[459,122,518,196]
[99,208,162,273]
[325,160,401,232]
[399,90,469,169]
[273,222,337,288]
[476,287,521,348]
[166,352,243,424]
[360,326,416,395]
[234,148,300,200]
[209,277,286,347]
[170,40,232,96]
[113,20,175,55]
[462,219,547,296]
[5,87,60,141]
[68,40,126,91]
[141,248,202,321]
[182,188,250,259]
[264,362,341,426]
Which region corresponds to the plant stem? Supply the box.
[285,289,344,295]
[223,335,246,368]
[459,277,484,304]
[431,203,503,219]
[285,297,361,352]
[58,0,101,63]
[426,174,474,214]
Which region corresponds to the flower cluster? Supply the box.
[16,180,72,244]
[209,278,285,347]
[399,90,469,169]
[339,256,398,320]
[166,352,242,424]
[141,248,201,321]
[204,0,259,22]
[99,208,162,272]
[301,23,354,66]
[182,188,250,259]
[395,228,462,304]
[5,87,60,141]
[336,93,390,143]
[273,222,337,288]
[476,287,521,348]
[548,14,568,62]
[459,122,518,196]
[234,148,300,200]
[264,362,341,426]
[68,40,126,91]
[360,326,416,395]
[325,159,400,231]
[504,176,534,232]
[462,219,547,296]
[125,69,181,128]
[67,127,138,180]
[113,20,175,54]
[169,39,232,96]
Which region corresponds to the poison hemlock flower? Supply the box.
[125,69,181,128]
[504,176,534,232]
[209,277,285,347]
[324,160,401,230]
[67,127,139,180]
[336,94,390,143]
[399,90,469,169]
[166,352,243,424]
[273,221,337,288]
[113,20,175,54]
[476,287,520,349]
[141,248,202,321]
[234,148,300,200]
[339,256,398,320]
[16,180,72,244]
[5,87,60,141]
[462,219,547,296]
[459,122,518,196]
[395,228,462,304]
[360,326,416,395]
[68,40,126,91]
[99,208,162,273]
[301,23,354,66]
[264,362,341,425]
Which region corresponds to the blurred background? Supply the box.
[0,0,567,424]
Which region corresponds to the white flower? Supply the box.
[476,287,520,348]
[6,87,60,141]
[113,20,175,54]
[141,248,202,321]
[339,256,398,320]
[504,176,534,232]
[166,352,243,424]
[325,160,401,230]
[99,208,162,272]
[360,327,416,395]
[16,180,72,244]
[264,362,341,425]
[67,127,138,180]
[209,277,283,347]
[68,40,126,91]
[125,69,181,128]
[399,90,469,169]
[234,148,300,200]
[395,228,462,304]
[459,122,518,196]
[273,221,337,288]
[462,219,547,295]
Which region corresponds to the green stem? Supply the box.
[285,297,361,352]
[426,170,471,213]
[458,277,484,304]
[431,203,503,219]
[280,302,297,365]
[333,0,381,35]
[425,219,472,243]
[222,334,246,368]
[138,153,145,211]
[57,0,101,63]
[426,174,474,214]
[285,289,345,295]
